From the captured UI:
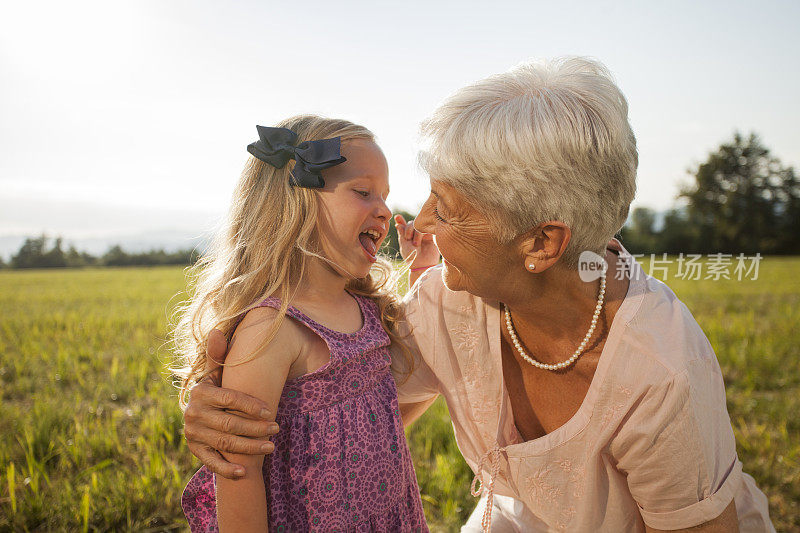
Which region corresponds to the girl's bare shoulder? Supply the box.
[226,307,303,368]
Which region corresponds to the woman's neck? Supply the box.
[498,260,617,347]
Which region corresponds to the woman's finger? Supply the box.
[191,444,246,479]
[187,420,275,454]
[404,220,416,241]
[211,429,274,455]
[206,410,280,439]
[412,222,421,246]
[393,214,407,228]
[394,220,406,239]
[198,383,272,419]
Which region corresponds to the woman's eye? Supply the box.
[355,190,369,198]
[433,204,446,223]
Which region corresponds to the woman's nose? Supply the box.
[413,197,435,234]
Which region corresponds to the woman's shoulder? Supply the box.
[611,272,719,384]
[606,242,719,380]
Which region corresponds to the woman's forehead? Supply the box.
[429,179,457,199]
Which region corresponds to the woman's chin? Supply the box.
[441,261,466,292]
[441,260,492,297]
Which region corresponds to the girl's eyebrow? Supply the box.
[351,174,380,183]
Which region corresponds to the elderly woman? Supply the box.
[181,58,773,531]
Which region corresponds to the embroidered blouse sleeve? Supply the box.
[610,357,742,530]
[391,267,442,404]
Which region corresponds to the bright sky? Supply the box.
[1,0,798,238]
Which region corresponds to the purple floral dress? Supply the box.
[181,293,428,532]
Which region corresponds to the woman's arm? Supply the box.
[388,266,443,429]
[399,396,438,428]
[645,500,738,533]
[610,361,746,531]
[213,308,298,532]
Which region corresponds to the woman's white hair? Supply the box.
[419,56,638,267]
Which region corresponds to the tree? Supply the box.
[11,235,46,268]
[44,237,67,267]
[13,235,48,268]
[10,234,67,268]
[66,245,97,267]
[657,207,699,255]
[102,245,130,266]
[681,132,799,255]
[617,207,659,254]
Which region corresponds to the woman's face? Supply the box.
[315,138,391,279]
[415,180,515,297]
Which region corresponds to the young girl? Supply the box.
[173,115,428,532]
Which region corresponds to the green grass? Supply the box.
[0,259,798,531]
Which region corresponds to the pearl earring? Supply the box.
[528,262,536,272]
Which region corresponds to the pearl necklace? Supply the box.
[503,270,606,371]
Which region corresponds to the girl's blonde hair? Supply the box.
[171,114,408,409]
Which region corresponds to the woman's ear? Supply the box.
[519,221,572,273]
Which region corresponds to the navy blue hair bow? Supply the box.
[247,126,347,188]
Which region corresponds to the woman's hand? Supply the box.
[394,213,440,276]
[183,329,280,479]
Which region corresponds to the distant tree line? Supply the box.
[2,132,796,270]
[3,235,200,269]
[619,132,798,255]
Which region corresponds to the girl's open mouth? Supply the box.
[359,229,381,262]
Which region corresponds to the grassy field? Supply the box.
[0,259,798,531]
